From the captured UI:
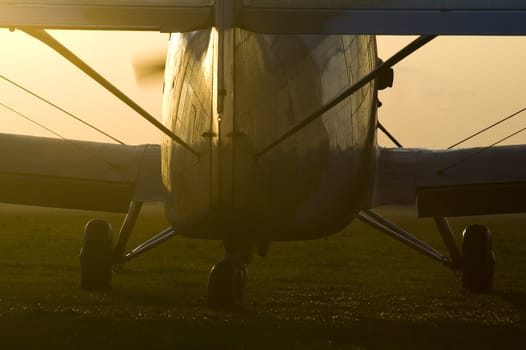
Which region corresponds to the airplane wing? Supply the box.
[238,0,526,35]
[0,133,162,213]
[2,0,526,35]
[0,0,214,32]
[373,145,526,217]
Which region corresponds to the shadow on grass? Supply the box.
[495,290,526,319]
[107,288,193,307]
[0,315,524,350]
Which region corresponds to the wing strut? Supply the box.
[357,211,450,266]
[21,28,200,158]
[377,121,403,148]
[255,35,436,159]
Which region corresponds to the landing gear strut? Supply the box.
[207,240,251,310]
[79,201,178,291]
[462,224,495,293]
[359,210,496,293]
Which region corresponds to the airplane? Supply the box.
[1,0,526,310]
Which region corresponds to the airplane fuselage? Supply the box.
[161,29,378,241]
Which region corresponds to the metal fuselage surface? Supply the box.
[161,29,377,241]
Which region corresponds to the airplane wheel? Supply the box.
[80,219,113,290]
[207,260,247,310]
[462,224,495,293]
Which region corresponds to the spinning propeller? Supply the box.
[20,28,200,157]
[133,51,166,84]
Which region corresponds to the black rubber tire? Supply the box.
[80,219,113,290]
[462,224,495,293]
[207,260,247,311]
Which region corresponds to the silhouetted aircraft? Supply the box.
[1,1,526,310]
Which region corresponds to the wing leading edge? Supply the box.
[0,133,162,213]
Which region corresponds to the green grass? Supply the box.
[0,203,525,349]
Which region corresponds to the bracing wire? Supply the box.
[0,100,123,170]
[447,106,526,149]
[22,29,199,158]
[438,105,526,173]
[0,73,126,145]
[438,126,526,174]
[0,100,69,140]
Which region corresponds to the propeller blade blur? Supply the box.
[133,51,166,84]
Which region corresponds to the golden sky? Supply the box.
[0,29,525,149]
[377,36,526,149]
[0,29,167,145]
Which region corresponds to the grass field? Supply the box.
[0,203,525,349]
